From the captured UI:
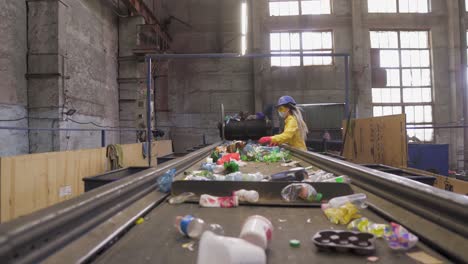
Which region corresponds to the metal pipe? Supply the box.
[146,52,351,59]
[147,57,152,167]
[344,56,350,117]
[101,130,106,147]
[0,126,148,132]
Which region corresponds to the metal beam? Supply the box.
[120,0,171,46]
[0,143,220,264]
[285,146,468,238]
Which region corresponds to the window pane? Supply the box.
[270,33,280,50]
[402,69,431,86]
[399,0,429,13]
[303,50,332,66]
[372,88,401,103]
[368,0,397,13]
[269,2,280,16]
[302,32,321,49]
[401,50,430,67]
[373,106,383,117]
[290,33,300,50]
[380,50,400,67]
[370,31,398,49]
[280,32,291,50]
[407,127,434,142]
[289,1,300,15]
[386,69,400,87]
[273,1,300,16]
[272,51,301,67]
[403,88,432,103]
[401,31,428,48]
[322,32,332,49]
[301,0,331,15]
[301,0,321,14]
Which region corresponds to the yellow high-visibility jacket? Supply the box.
[271,115,307,151]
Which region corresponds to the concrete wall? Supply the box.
[158,0,465,169]
[0,0,29,156]
[158,0,254,151]
[27,0,119,153]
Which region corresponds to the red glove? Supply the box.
[269,142,278,147]
[259,136,272,144]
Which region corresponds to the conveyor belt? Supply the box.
[1,142,467,264]
[93,202,449,264]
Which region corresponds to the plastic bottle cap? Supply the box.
[315,193,323,201]
[289,239,301,248]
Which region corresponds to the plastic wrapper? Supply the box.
[223,161,240,173]
[323,202,361,225]
[384,222,418,250]
[347,217,391,238]
[281,183,323,202]
[157,168,176,193]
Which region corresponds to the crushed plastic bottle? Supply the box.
[322,175,351,184]
[271,168,307,181]
[199,194,239,208]
[281,183,323,202]
[169,192,196,204]
[347,217,391,238]
[234,189,259,203]
[308,170,336,182]
[175,215,224,239]
[384,222,418,250]
[322,193,367,210]
[157,168,176,193]
[323,202,361,225]
[225,172,243,181]
[201,162,217,172]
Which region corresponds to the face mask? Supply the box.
[278,111,287,118]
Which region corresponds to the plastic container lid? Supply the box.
[289,239,301,248]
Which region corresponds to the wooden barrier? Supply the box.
[0,140,172,223]
[342,114,408,168]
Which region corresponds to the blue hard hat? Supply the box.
[277,96,297,107]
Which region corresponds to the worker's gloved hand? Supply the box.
[269,142,278,147]
[259,136,272,144]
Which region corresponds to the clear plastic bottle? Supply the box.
[324,193,367,209]
[234,189,259,203]
[174,215,224,239]
[281,183,323,202]
[322,175,351,183]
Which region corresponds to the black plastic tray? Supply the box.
[312,230,376,255]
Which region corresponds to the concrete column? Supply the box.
[352,0,372,118]
[0,0,29,156]
[118,16,151,144]
[446,0,465,170]
[27,0,67,152]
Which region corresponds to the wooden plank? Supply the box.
[343,114,407,167]
[0,157,12,222]
[0,142,173,222]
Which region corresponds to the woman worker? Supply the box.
[259,96,309,151]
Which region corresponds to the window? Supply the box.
[269,0,331,16]
[270,31,333,67]
[241,2,248,55]
[370,30,434,141]
[368,0,430,13]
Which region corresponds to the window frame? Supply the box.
[370,29,434,142]
[367,0,431,14]
[270,30,334,67]
[269,0,332,16]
